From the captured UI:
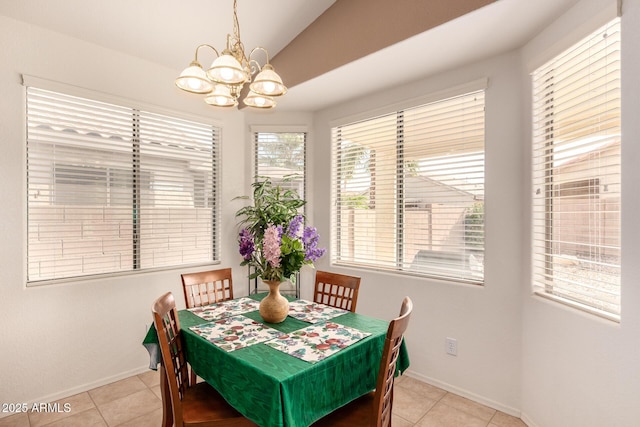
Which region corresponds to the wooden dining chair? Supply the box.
[181,268,236,384]
[313,271,361,312]
[181,268,234,309]
[311,296,413,427]
[152,292,256,427]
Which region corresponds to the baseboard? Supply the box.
[0,365,150,420]
[404,370,522,419]
[520,412,539,427]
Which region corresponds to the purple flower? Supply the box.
[302,226,319,246]
[302,226,326,262]
[286,215,304,238]
[263,225,282,268]
[238,229,255,261]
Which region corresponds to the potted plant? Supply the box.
[235,176,325,322]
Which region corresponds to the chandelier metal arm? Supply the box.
[248,46,271,74]
[193,44,220,65]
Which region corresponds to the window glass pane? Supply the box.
[334,114,398,268]
[403,93,485,281]
[254,132,306,200]
[139,111,218,269]
[26,90,135,281]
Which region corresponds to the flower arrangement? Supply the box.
[236,177,326,283]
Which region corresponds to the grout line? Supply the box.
[434,396,497,426]
[29,398,97,427]
[85,390,109,427]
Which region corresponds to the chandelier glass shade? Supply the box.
[204,85,236,107]
[175,0,287,109]
[250,65,286,96]
[208,53,247,85]
[243,90,276,108]
[175,61,215,94]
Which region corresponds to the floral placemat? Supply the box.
[265,321,371,363]
[287,299,348,324]
[189,316,283,352]
[188,297,260,322]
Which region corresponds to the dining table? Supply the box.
[143,293,410,427]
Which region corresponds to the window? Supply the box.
[251,129,306,295]
[253,130,306,200]
[331,89,485,283]
[532,18,621,320]
[26,86,219,284]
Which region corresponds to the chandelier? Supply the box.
[175,0,287,109]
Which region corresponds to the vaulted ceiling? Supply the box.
[0,0,581,111]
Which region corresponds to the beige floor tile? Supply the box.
[392,414,415,427]
[395,374,408,385]
[137,370,159,389]
[28,392,96,427]
[39,408,106,427]
[88,376,148,407]
[490,411,527,427]
[116,407,163,427]
[98,388,161,426]
[397,376,448,401]
[150,384,163,401]
[440,392,496,422]
[0,412,30,427]
[12,370,523,427]
[140,369,163,401]
[417,401,488,427]
[393,385,438,423]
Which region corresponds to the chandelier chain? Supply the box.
[230,0,247,66]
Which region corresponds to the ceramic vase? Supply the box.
[259,280,289,323]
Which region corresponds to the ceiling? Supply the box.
[0,0,581,112]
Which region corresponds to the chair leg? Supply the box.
[190,365,197,385]
[159,362,173,427]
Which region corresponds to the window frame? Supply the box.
[330,82,487,284]
[530,18,622,321]
[250,126,307,296]
[24,76,222,285]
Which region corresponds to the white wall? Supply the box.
[0,15,251,406]
[519,0,640,426]
[312,51,525,414]
[0,14,318,409]
[311,0,640,424]
[2,0,640,424]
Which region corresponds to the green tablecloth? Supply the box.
[143,294,410,427]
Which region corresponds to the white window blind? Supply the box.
[254,131,306,200]
[331,90,485,283]
[26,87,219,284]
[532,18,621,320]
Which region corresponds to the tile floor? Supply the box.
[0,371,527,427]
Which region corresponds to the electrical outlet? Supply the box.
[446,337,457,356]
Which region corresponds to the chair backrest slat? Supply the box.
[152,292,191,426]
[314,271,361,312]
[181,268,234,308]
[373,297,413,427]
